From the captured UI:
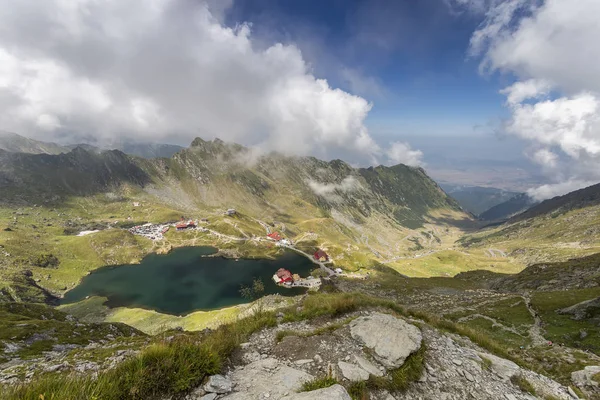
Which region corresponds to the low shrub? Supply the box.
[300,375,338,392]
[511,374,536,396]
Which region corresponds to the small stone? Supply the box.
[426,364,436,376]
[504,394,518,400]
[264,393,271,398]
[314,354,323,363]
[338,361,370,382]
[200,394,217,400]
[567,386,580,399]
[463,370,475,382]
[203,375,233,394]
[452,359,463,366]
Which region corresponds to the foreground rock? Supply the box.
[221,358,312,399]
[197,311,576,400]
[349,313,422,368]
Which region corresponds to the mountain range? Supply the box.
[1,133,600,399]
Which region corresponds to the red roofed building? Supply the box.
[275,268,293,283]
[267,232,282,241]
[314,249,329,262]
[176,220,196,230]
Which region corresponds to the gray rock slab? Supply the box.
[571,365,600,388]
[354,355,384,377]
[349,313,422,369]
[203,374,233,394]
[338,361,370,382]
[222,358,313,400]
[478,353,519,381]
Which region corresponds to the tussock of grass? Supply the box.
[368,345,426,393]
[276,317,356,343]
[593,372,600,383]
[480,356,492,371]
[347,381,369,400]
[300,375,338,392]
[511,374,536,396]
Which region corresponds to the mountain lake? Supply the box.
[61,246,316,315]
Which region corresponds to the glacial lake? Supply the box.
[61,246,316,315]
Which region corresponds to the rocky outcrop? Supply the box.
[184,311,575,400]
[349,313,422,368]
[558,297,600,321]
[571,365,600,397]
[220,358,312,399]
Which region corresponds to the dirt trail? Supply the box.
[522,292,548,346]
[457,314,523,336]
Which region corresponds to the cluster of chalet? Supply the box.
[176,217,197,231]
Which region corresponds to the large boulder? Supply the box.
[349,313,422,369]
[478,353,520,381]
[222,358,313,399]
[286,384,352,400]
[572,365,600,389]
[558,297,600,322]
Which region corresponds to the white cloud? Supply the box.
[479,0,600,94]
[386,142,424,167]
[500,79,551,106]
[531,148,558,168]
[468,0,600,199]
[527,179,598,202]
[307,175,361,202]
[0,0,386,163]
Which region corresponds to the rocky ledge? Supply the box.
[184,312,580,400]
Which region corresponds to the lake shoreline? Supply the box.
[60,246,316,315]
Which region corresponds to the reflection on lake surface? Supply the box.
[61,247,315,315]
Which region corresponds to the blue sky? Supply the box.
[227,0,509,135]
[222,0,533,186]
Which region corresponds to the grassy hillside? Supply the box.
[459,201,600,264]
[0,139,483,307]
[479,193,537,222]
[0,132,68,155]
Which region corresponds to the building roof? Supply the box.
[276,268,293,281]
[314,249,328,259]
[267,232,282,241]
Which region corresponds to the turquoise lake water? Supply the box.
[61,246,315,315]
